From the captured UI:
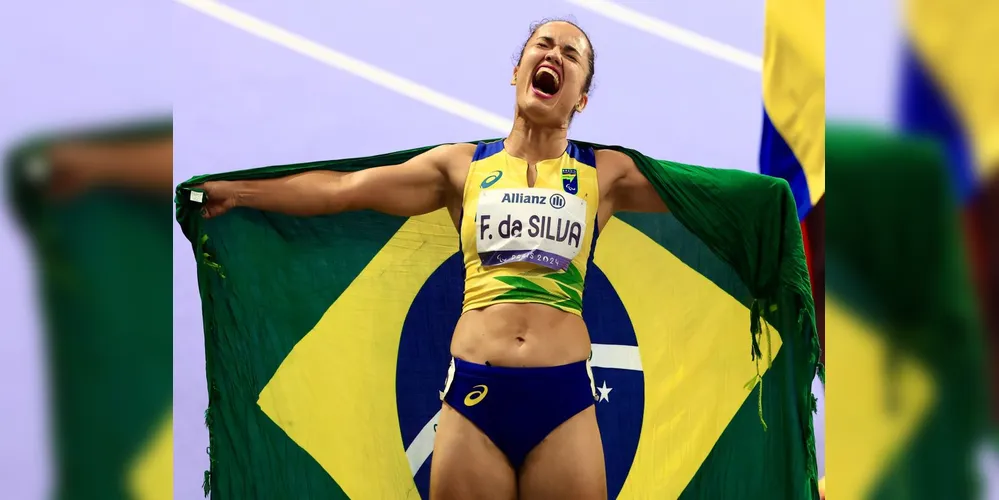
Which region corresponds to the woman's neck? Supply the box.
[504,117,569,164]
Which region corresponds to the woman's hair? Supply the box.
[516,17,596,95]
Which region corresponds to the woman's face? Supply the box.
[513,22,591,127]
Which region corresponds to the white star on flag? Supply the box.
[597,380,612,402]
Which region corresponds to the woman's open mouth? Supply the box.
[531,65,561,99]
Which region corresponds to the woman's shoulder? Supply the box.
[594,148,635,179]
[435,142,478,162]
[593,147,631,165]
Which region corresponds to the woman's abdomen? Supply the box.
[451,303,591,367]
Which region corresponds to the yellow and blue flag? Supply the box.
[898,0,999,205]
[759,0,825,221]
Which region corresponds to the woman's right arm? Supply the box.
[200,144,457,218]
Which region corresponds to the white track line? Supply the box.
[567,0,763,72]
[176,0,513,133]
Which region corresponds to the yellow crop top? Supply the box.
[459,140,600,316]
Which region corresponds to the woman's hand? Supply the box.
[196,181,242,219]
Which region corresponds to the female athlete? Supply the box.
[198,19,668,500]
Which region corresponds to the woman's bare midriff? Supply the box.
[450,303,592,367]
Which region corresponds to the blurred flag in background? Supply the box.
[4,118,173,500]
[825,124,989,499]
[897,0,999,426]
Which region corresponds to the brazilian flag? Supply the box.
[825,124,990,499]
[5,118,174,500]
[176,141,821,499]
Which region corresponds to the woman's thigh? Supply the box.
[429,403,517,500]
[517,405,607,500]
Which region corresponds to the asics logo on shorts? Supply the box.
[463,384,489,406]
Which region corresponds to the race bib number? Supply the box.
[475,188,588,271]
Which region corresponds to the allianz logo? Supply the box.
[500,192,566,209]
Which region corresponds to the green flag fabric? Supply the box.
[5,118,174,500]
[825,124,989,499]
[175,140,820,499]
